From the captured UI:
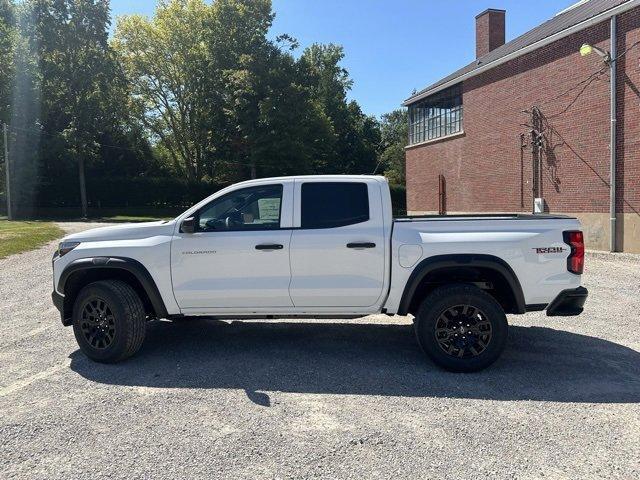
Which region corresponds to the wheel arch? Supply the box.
[397,254,526,316]
[58,257,168,325]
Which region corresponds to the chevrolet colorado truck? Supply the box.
[52,175,587,371]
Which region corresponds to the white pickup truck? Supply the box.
[52,175,587,371]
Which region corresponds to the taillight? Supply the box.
[563,231,584,274]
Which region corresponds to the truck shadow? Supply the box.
[69,319,640,405]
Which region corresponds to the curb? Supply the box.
[586,250,640,264]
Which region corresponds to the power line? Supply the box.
[527,38,640,118]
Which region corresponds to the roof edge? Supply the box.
[403,0,639,106]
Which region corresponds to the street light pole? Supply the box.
[2,123,11,220]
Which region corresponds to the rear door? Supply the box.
[289,179,386,307]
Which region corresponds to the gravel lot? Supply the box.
[1,222,639,479]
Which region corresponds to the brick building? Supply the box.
[404,0,640,252]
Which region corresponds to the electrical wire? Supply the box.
[528,38,640,118]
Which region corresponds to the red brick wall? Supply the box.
[407,8,640,219]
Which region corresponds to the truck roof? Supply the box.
[231,174,388,187]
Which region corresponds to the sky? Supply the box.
[109,0,583,117]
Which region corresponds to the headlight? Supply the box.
[58,241,81,257]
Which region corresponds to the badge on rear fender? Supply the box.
[533,247,565,254]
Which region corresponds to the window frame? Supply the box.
[408,83,463,145]
[299,181,370,230]
[194,184,284,233]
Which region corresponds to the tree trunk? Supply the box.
[78,156,88,218]
[250,161,257,179]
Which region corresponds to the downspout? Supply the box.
[610,15,617,252]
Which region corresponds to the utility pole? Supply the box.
[78,155,88,219]
[2,123,11,220]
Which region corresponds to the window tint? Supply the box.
[197,185,282,232]
[301,182,369,229]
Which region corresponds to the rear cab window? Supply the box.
[301,182,369,229]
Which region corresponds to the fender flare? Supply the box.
[397,254,526,315]
[58,256,169,320]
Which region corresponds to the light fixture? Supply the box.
[580,43,610,62]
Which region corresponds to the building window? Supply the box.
[408,84,463,145]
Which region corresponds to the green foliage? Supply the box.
[113,0,215,182]
[0,0,16,124]
[34,175,225,209]
[378,109,408,185]
[3,0,408,216]
[299,44,380,175]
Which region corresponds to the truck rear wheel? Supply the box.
[72,280,146,363]
[414,284,508,372]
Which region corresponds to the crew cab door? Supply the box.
[289,179,386,307]
[171,181,294,309]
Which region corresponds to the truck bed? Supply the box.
[394,213,575,222]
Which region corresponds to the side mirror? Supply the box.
[181,216,196,234]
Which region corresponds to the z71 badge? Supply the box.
[533,247,565,254]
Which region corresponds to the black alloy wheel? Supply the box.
[79,297,117,350]
[434,304,492,358]
[414,284,508,372]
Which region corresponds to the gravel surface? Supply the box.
[1,222,639,479]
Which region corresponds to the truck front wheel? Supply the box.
[72,280,146,363]
[414,284,508,372]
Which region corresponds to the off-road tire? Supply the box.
[72,280,146,363]
[414,284,508,372]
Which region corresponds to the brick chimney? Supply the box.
[476,8,506,58]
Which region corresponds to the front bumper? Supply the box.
[52,290,63,312]
[546,286,588,316]
[51,290,71,325]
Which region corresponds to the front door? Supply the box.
[171,182,294,309]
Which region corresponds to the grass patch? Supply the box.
[0,220,65,259]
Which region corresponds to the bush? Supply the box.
[34,177,227,209]
[8,175,407,219]
[389,183,406,215]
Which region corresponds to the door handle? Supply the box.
[255,244,284,250]
[346,242,376,249]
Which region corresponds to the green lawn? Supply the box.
[0,220,65,259]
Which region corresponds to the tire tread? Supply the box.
[73,279,146,363]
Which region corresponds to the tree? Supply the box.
[299,43,380,175]
[114,0,220,183]
[378,108,407,185]
[0,0,15,125]
[24,0,124,217]
[114,0,336,183]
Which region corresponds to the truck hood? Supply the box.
[63,221,176,242]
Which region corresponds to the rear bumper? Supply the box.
[546,286,588,316]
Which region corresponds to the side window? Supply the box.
[197,184,283,232]
[301,182,369,229]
